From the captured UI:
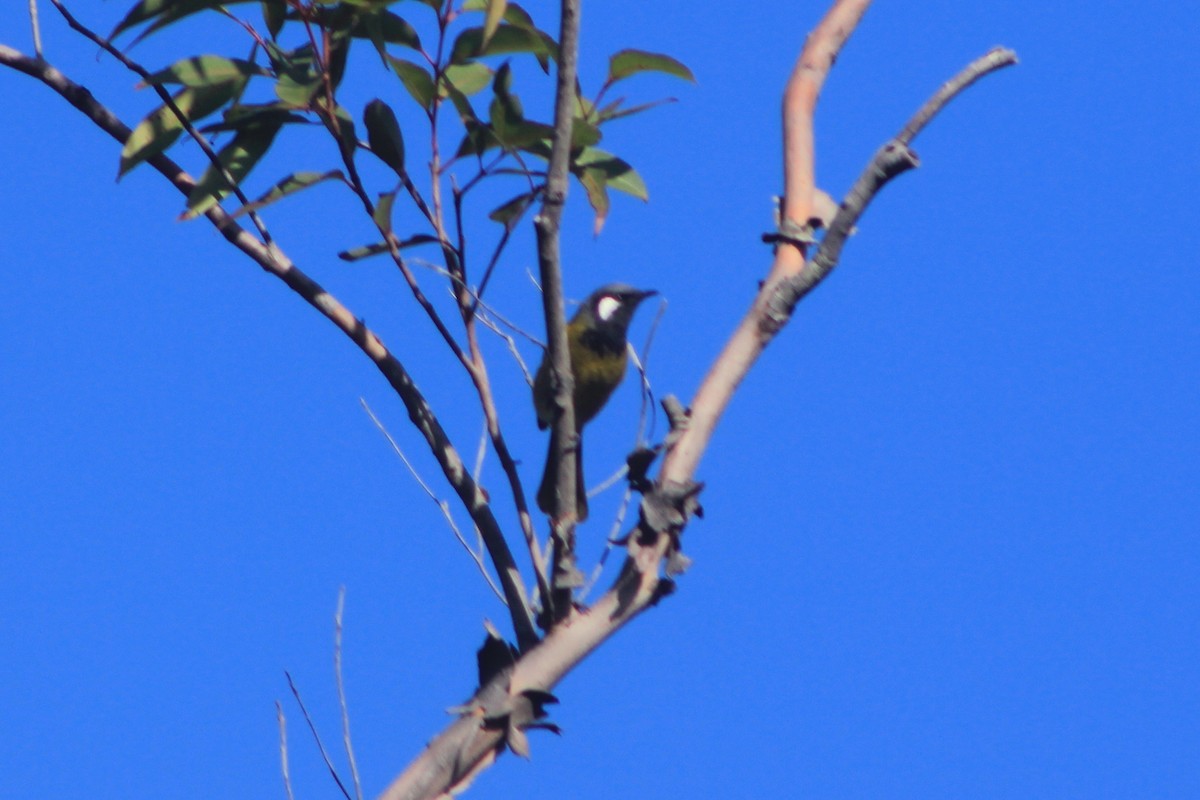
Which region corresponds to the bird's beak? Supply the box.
[636,289,658,302]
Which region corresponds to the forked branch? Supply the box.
[376,9,1015,800]
[0,42,540,653]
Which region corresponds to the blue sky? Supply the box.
[2,2,1197,798]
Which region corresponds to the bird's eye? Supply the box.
[596,295,621,321]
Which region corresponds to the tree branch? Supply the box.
[0,43,540,652]
[533,0,583,622]
[376,30,1017,800]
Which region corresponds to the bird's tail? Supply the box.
[537,427,588,521]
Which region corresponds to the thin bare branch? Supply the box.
[334,588,364,800]
[477,312,535,387]
[361,398,507,605]
[286,671,353,800]
[898,46,1018,145]
[276,702,296,800]
[28,0,42,58]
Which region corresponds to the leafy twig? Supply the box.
[48,0,275,247]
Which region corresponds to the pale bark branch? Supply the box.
[377,21,1016,800]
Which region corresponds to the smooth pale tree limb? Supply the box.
[666,0,871,482]
[375,39,1016,800]
[0,43,540,653]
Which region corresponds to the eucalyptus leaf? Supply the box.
[575,148,647,200]
[363,99,406,177]
[607,49,695,84]
[338,234,438,262]
[141,56,268,88]
[442,63,493,97]
[482,0,507,49]
[373,190,397,232]
[577,167,610,235]
[232,170,343,216]
[450,25,553,64]
[262,1,286,39]
[183,120,284,219]
[111,0,259,42]
[119,81,244,177]
[388,57,436,110]
[487,192,536,226]
[352,10,421,51]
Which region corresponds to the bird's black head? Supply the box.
[575,283,657,338]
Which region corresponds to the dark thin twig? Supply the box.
[286,671,354,800]
[478,312,534,387]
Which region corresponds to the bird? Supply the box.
[533,283,656,521]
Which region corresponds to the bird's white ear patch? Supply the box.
[596,295,620,322]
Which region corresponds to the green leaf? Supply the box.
[450,25,553,64]
[577,167,610,235]
[353,10,421,52]
[232,170,343,216]
[111,0,259,41]
[142,56,268,88]
[338,234,438,262]
[198,104,307,134]
[607,49,694,84]
[575,148,647,200]
[388,57,436,111]
[119,82,243,177]
[327,28,353,90]
[270,43,323,108]
[482,0,507,49]
[595,96,676,125]
[570,116,602,149]
[183,120,284,219]
[441,63,492,97]
[363,99,406,178]
[275,75,322,107]
[454,122,499,158]
[487,191,536,226]
[442,82,479,124]
[373,191,396,232]
[462,1,538,33]
[332,105,358,160]
[262,1,286,39]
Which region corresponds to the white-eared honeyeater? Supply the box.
[534,284,656,521]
